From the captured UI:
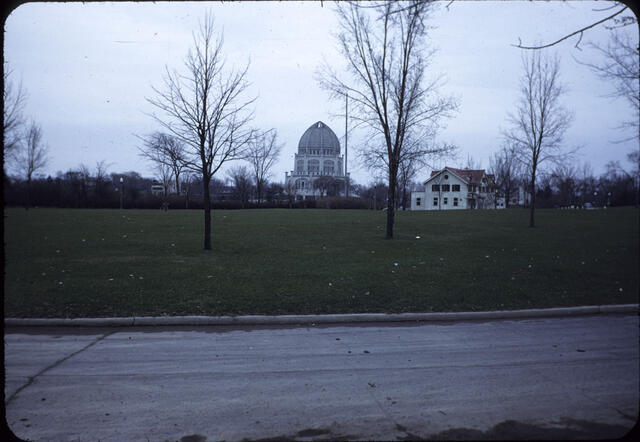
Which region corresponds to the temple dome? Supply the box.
[298,121,340,154]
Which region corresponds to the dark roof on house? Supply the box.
[429,167,487,184]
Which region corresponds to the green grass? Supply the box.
[3,207,638,318]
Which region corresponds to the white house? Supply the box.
[150,180,177,196]
[411,167,497,210]
[496,186,530,208]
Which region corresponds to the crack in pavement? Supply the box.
[5,331,116,406]
[577,389,638,422]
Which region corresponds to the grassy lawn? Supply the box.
[3,207,638,318]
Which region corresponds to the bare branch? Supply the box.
[575,30,639,140]
[3,70,28,155]
[513,5,628,50]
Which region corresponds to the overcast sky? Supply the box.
[4,1,638,185]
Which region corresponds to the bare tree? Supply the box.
[77,163,92,206]
[512,2,639,203]
[3,70,28,157]
[94,160,112,206]
[284,179,296,208]
[155,161,174,198]
[489,145,521,208]
[181,171,198,209]
[550,164,579,207]
[604,150,640,207]
[227,165,253,208]
[319,1,458,238]
[13,120,48,208]
[245,129,282,204]
[578,161,596,207]
[146,13,255,250]
[140,132,187,196]
[504,51,574,227]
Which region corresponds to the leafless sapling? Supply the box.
[227,165,253,208]
[489,145,522,208]
[13,120,48,209]
[140,132,188,196]
[146,13,255,249]
[245,129,282,205]
[504,51,574,227]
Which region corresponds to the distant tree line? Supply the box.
[530,159,638,209]
[4,154,637,210]
[3,163,375,210]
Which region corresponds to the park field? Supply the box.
[3,207,639,318]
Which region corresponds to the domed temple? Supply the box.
[285,121,349,200]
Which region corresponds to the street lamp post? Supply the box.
[373,185,377,210]
[345,93,349,198]
[120,177,124,210]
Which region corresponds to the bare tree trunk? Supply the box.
[386,165,398,239]
[256,181,262,206]
[203,177,212,250]
[25,176,31,210]
[529,168,537,228]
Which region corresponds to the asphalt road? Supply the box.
[4,314,638,441]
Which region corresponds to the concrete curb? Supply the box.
[4,304,638,327]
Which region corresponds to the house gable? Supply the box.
[423,167,469,186]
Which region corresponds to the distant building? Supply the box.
[284,121,350,200]
[150,180,176,196]
[496,186,530,209]
[411,167,497,210]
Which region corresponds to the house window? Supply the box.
[442,184,450,192]
[432,184,440,191]
[444,197,448,205]
[433,197,438,206]
[416,198,421,206]
[454,197,459,206]
[452,184,460,192]
[444,174,449,180]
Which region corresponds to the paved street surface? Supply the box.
[4,315,638,441]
